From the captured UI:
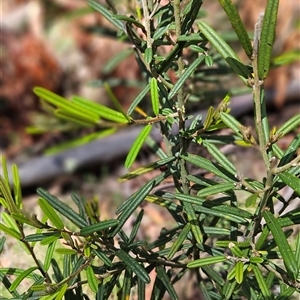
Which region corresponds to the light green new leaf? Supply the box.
[235,261,244,284]
[9,267,38,292]
[0,223,21,239]
[218,0,252,58]
[86,266,98,293]
[79,219,119,236]
[278,172,300,195]
[115,249,150,283]
[168,55,205,99]
[150,78,160,115]
[56,248,77,255]
[198,21,249,80]
[38,198,64,229]
[263,211,298,280]
[258,0,279,79]
[37,188,88,228]
[125,124,152,168]
[55,283,68,300]
[188,255,227,268]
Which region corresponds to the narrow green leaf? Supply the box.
[93,248,113,267]
[115,249,150,283]
[114,15,145,31]
[168,55,205,99]
[198,21,249,80]
[9,266,38,292]
[218,0,252,58]
[0,223,21,239]
[263,210,298,279]
[33,87,99,123]
[227,265,236,281]
[235,261,243,284]
[197,182,235,197]
[44,240,58,271]
[79,219,119,236]
[181,153,237,182]
[56,248,77,255]
[138,277,146,300]
[110,179,155,236]
[12,164,22,209]
[128,209,144,244]
[258,0,279,79]
[38,198,64,229]
[188,255,227,268]
[203,141,236,175]
[277,114,300,136]
[0,176,19,214]
[54,109,97,127]
[202,107,214,130]
[127,84,150,115]
[121,268,132,300]
[245,193,258,208]
[278,172,300,195]
[119,156,175,181]
[87,0,124,31]
[71,95,129,123]
[125,125,152,168]
[55,283,68,300]
[167,223,191,259]
[156,266,178,300]
[86,265,98,293]
[150,78,160,115]
[145,47,153,64]
[37,188,88,228]
[24,231,60,242]
[252,264,271,299]
[175,193,252,222]
[220,112,243,137]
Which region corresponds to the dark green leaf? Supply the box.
[156,266,178,300]
[37,188,88,228]
[44,240,58,271]
[168,55,205,99]
[79,219,119,236]
[252,264,272,299]
[198,21,249,80]
[258,0,279,79]
[115,249,150,283]
[278,172,300,195]
[218,0,252,58]
[38,198,64,229]
[263,211,298,279]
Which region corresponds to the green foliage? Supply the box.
[1,0,300,299]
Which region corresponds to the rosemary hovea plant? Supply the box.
[1,0,299,299]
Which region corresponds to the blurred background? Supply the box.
[1,1,299,297]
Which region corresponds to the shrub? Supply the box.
[1,0,299,299]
